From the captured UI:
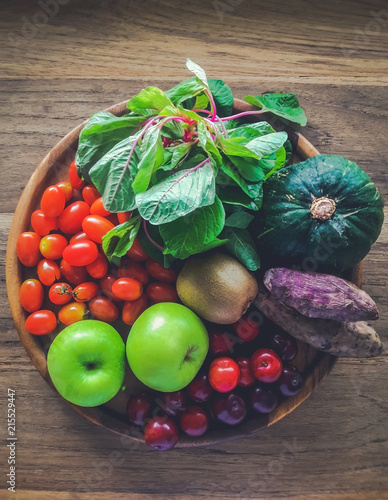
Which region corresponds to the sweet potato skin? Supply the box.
[263,268,379,322]
[253,281,383,358]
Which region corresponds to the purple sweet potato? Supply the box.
[253,281,383,358]
[263,268,379,322]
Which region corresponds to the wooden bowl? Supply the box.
[6,98,362,447]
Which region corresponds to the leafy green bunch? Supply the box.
[75,59,307,270]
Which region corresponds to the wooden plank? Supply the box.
[1,0,388,81]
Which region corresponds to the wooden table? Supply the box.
[1,1,387,498]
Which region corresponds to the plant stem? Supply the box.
[143,220,165,252]
[219,110,265,121]
[205,89,217,121]
[124,117,156,171]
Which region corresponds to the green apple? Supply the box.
[126,302,209,392]
[47,320,126,407]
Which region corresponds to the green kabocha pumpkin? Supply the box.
[259,154,384,272]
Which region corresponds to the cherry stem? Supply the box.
[142,220,165,253]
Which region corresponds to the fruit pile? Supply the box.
[17,160,179,334]
[128,318,303,450]
[15,159,305,451]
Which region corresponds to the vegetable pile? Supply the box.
[75,59,307,270]
[13,58,385,451]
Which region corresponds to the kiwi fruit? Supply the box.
[176,252,258,324]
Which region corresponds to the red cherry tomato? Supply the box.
[146,282,178,303]
[40,185,66,217]
[122,294,149,325]
[90,197,111,217]
[145,258,178,283]
[25,310,57,335]
[72,281,99,302]
[68,160,86,190]
[69,231,89,244]
[117,259,149,285]
[82,215,115,244]
[30,209,58,236]
[111,277,143,301]
[39,233,68,260]
[89,296,119,322]
[19,279,44,313]
[16,232,41,267]
[37,259,61,286]
[58,301,89,325]
[126,237,148,262]
[60,259,88,286]
[82,184,100,206]
[117,211,132,224]
[48,282,73,305]
[56,181,74,202]
[58,201,90,234]
[99,274,121,302]
[86,252,108,279]
[208,357,241,393]
[62,240,98,266]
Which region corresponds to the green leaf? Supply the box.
[244,93,307,126]
[136,159,216,225]
[88,135,140,213]
[208,79,234,118]
[219,160,263,204]
[102,216,141,266]
[262,146,287,178]
[186,59,209,88]
[166,77,206,105]
[170,142,192,169]
[220,136,259,159]
[217,185,260,211]
[131,124,164,194]
[76,111,146,182]
[227,121,276,140]
[194,93,209,110]
[127,87,173,115]
[160,196,227,259]
[137,222,167,266]
[227,155,266,183]
[225,211,254,229]
[244,132,288,159]
[223,227,261,271]
[197,120,223,166]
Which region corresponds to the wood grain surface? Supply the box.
[1,0,387,499]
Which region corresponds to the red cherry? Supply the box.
[180,406,209,437]
[251,348,283,384]
[126,392,152,427]
[212,392,247,426]
[208,357,240,393]
[236,357,255,388]
[232,315,260,342]
[144,416,179,451]
[186,372,213,402]
[156,391,187,417]
[270,332,298,361]
[209,330,236,356]
[250,385,279,414]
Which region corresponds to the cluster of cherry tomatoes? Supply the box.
[17,161,178,335]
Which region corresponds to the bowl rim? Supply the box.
[6,97,359,447]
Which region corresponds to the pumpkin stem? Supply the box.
[310,197,336,220]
